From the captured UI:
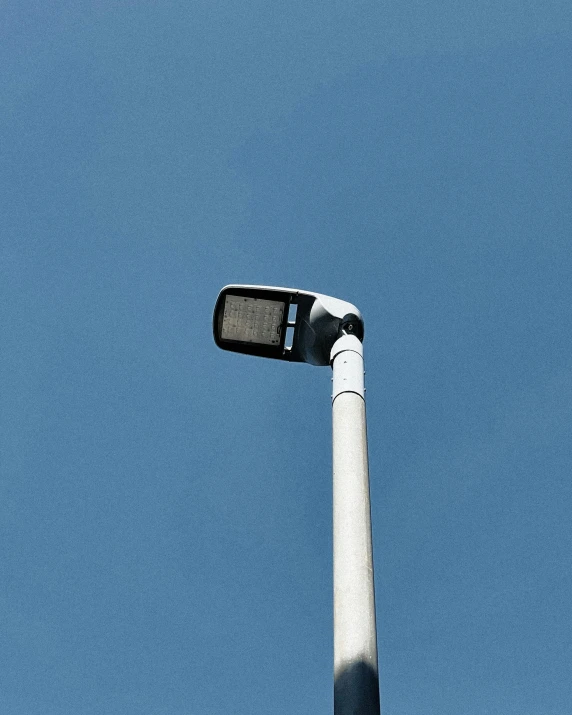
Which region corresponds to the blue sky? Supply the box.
[1,2,571,714]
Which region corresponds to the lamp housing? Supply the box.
[213,284,363,366]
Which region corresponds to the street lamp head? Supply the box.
[213,284,363,366]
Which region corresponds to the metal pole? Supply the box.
[331,334,380,715]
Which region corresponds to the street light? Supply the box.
[213,284,380,715]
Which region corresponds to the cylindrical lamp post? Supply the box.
[213,285,380,714]
[331,335,379,715]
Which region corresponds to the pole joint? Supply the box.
[330,334,365,403]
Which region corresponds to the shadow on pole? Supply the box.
[334,659,380,715]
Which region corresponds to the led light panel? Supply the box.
[220,295,285,346]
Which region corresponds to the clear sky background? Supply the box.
[1,2,571,714]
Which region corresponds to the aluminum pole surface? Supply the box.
[331,335,380,715]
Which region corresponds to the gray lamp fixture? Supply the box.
[213,284,364,366]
